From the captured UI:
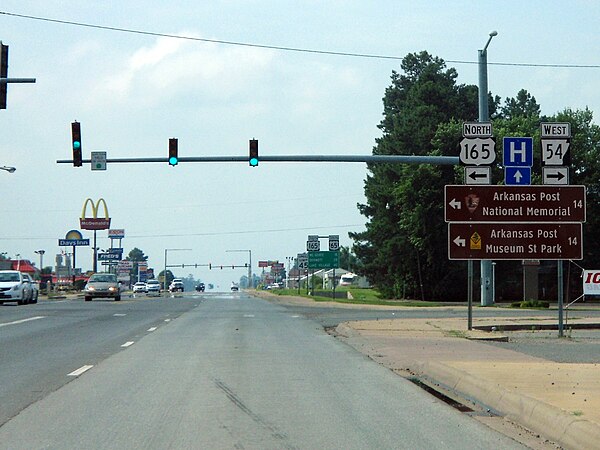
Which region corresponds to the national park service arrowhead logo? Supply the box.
[465,194,480,214]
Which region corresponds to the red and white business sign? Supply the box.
[583,270,600,296]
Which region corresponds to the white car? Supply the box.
[145,279,161,296]
[169,279,184,293]
[22,273,39,303]
[133,282,147,293]
[0,270,34,305]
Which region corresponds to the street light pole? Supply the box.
[285,256,295,288]
[34,250,45,273]
[226,250,252,288]
[478,30,498,307]
[164,248,192,293]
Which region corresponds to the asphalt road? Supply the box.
[0,294,201,427]
[0,292,525,449]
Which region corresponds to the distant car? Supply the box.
[169,278,184,293]
[0,270,34,305]
[195,282,205,292]
[133,282,147,293]
[84,273,121,302]
[230,282,239,292]
[23,273,39,304]
[145,279,161,296]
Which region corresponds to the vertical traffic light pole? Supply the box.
[0,42,36,110]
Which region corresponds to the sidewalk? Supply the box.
[336,316,600,450]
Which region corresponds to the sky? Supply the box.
[1,1,600,290]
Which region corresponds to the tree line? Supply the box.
[349,51,600,301]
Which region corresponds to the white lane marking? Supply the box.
[113,313,127,317]
[243,314,255,318]
[121,341,134,348]
[68,365,93,377]
[164,319,171,322]
[0,316,46,328]
[291,315,300,318]
[147,327,157,332]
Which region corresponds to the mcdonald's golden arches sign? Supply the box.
[80,198,111,230]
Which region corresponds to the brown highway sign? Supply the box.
[448,222,583,260]
[445,185,586,222]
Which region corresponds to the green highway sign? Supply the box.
[308,251,340,269]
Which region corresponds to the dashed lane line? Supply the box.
[147,327,158,332]
[121,341,135,348]
[0,316,46,328]
[68,365,93,377]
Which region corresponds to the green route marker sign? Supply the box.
[308,251,340,269]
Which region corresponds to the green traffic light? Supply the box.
[249,157,259,167]
[169,156,178,166]
[73,141,81,150]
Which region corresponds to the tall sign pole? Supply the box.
[478,31,498,307]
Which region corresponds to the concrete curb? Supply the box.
[416,360,600,450]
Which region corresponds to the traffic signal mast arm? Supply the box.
[57,154,459,165]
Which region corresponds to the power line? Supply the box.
[0,224,365,241]
[2,11,599,69]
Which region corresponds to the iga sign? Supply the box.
[583,270,600,296]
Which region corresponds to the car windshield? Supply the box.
[89,274,117,283]
[0,273,20,282]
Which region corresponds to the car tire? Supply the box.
[85,296,92,302]
[31,291,38,304]
[115,295,121,301]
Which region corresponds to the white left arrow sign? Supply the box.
[449,198,461,210]
[453,236,466,247]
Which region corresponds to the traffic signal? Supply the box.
[0,43,8,110]
[249,139,258,167]
[169,138,178,166]
[209,263,211,270]
[71,121,82,167]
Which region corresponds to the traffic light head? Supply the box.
[169,138,178,166]
[249,139,258,167]
[71,121,82,167]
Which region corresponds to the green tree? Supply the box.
[553,108,600,269]
[158,269,175,288]
[339,246,359,272]
[126,247,148,280]
[351,51,478,300]
[500,89,541,120]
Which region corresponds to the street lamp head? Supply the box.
[482,30,498,53]
[1,166,16,173]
